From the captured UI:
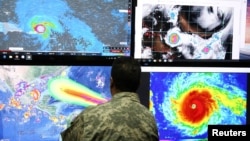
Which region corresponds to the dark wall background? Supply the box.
[137,72,150,108]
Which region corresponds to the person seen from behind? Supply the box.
[61,56,159,141]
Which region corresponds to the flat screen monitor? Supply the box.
[134,0,248,65]
[145,66,249,140]
[0,65,112,141]
[0,0,134,64]
[0,64,151,141]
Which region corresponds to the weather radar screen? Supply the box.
[0,65,112,141]
[134,0,247,64]
[0,0,133,62]
[150,71,247,140]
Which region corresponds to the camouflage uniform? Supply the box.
[61,92,159,141]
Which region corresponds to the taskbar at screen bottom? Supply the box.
[136,59,250,67]
[0,54,126,65]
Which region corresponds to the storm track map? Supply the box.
[0,66,112,141]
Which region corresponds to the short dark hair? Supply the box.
[111,57,141,92]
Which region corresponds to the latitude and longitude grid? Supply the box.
[142,5,233,59]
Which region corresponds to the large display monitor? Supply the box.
[0,0,135,64]
[0,65,112,141]
[144,66,249,140]
[134,0,248,65]
[0,64,150,141]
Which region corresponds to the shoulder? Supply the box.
[84,101,111,113]
[83,102,113,121]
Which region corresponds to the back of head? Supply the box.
[111,57,141,92]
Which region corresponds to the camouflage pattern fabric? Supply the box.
[61,92,159,141]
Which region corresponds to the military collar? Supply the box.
[112,92,140,102]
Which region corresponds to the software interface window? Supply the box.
[135,0,247,60]
[0,0,133,58]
